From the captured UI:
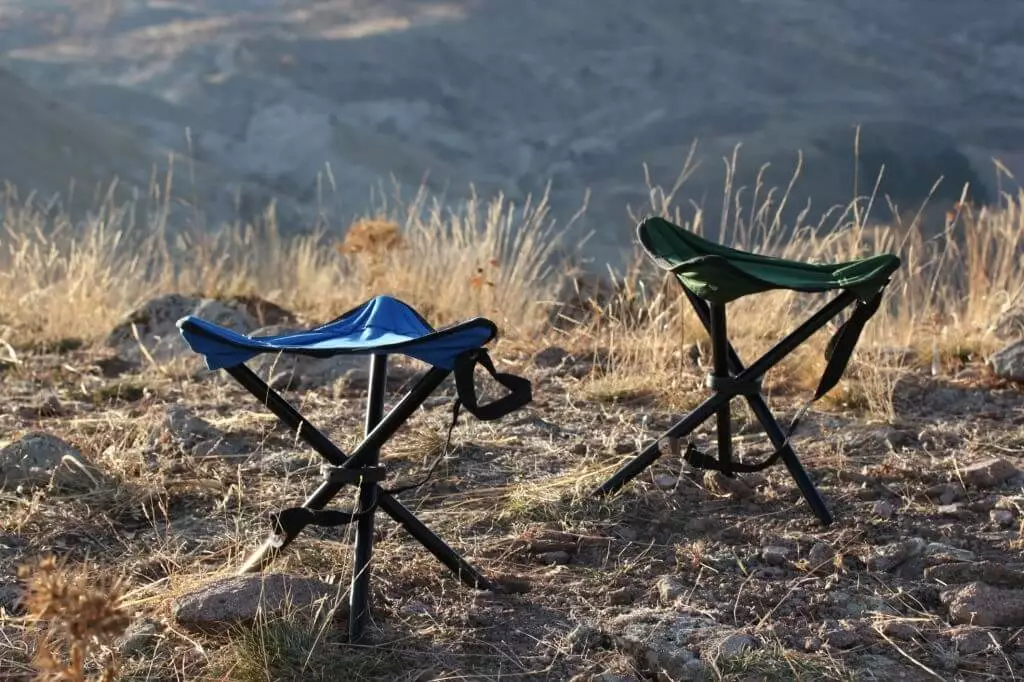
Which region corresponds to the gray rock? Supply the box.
[173,573,342,633]
[105,294,260,364]
[0,582,22,614]
[702,471,754,499]
[762,546,791,567]
[533,346,571,369]
[536,551,572,565]
[0,432,102,491]
[989,341,1024,381]
[941,582,1024,627]
[604,608,717,682]
[607,587,635,606]
[807,542,834,565]
[118,618,162,657]
[925,561,1024,588]
[872,499,896,519]
[962,458,1020,488]
[566,623,604,654]
[105,294,202,354]
[924,542,976,563]
[866,537,927,572]
[653,474,677,491]
[165,404,218,445]
[165,404,243,457]
[951,626,994,656]
[713,632,758,660]
[824,624,864,649]
[656,576,685,604]
[992,509,1016,526]
[993,307,1024,340]
[881,621,918,640]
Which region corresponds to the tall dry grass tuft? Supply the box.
[0,178,572,348]
[17,554,131,681]
[568,147,1024,418]
[2,149,1024,419]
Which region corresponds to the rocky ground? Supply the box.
[0,294,1023,680]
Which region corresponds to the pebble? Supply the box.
[872,499,896,519]
[653,474,678,490]
[536,551,572,565]
[992,509,1016,527]
[762,546,791,567]
[657,575,685,603]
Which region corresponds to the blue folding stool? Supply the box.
[177,295,532,641]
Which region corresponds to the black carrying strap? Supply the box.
[453,349,533,421]
[271,349,532,537]
[686,290,885,474]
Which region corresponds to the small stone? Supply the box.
[653,474,677,490]
[165,405,217,446]
[936,503,970,519]
[618,527,638,542]
[19,394,64,419]
[951,626,994,656]
[808,542,834,565]
[941,582,1024,627]
[988,340,1024,380]
[533,346,571,369]
[872,500,896,519]
[656,576,685,603]
[939,486,961,505]
[716,632,758,659]
[762,546,791,567]
[925,561,1024,588]
[565,623,603,654]
[702,471,753,499]
[173,573,342,633]
[613,441,634,455]
[536,551,572,565]
[866,537,927,572]
[118,618,161,657]
[881,621,918,640]
[603,608,717,682]
[925,543,976,563]
[607,588,635,606]
[0,432,102,491]
[0,582,22,614]
[685,517,716,534]
[803,636,822,652]
[825,626,863,649]
[962,458,1020,489]
[992,509,1016,527]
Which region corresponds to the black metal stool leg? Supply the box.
[708,303,734,477]
[687,291,835,525]
[349,353,387,642]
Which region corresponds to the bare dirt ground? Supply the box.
[0,330,1022,681]
[1,1,1024,266]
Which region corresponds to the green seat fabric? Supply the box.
[638,217,901,304]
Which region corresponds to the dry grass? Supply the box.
[17,555,131,681]
[1,152,1024,680]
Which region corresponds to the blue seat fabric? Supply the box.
[177,295,498,371]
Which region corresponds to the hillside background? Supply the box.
[1,0,1022,267]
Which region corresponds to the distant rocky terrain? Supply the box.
[1,0,1023,267]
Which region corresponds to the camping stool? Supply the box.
[176,295,532,642]
[593,217,901,525]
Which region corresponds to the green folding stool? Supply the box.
[593,217,901,525]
